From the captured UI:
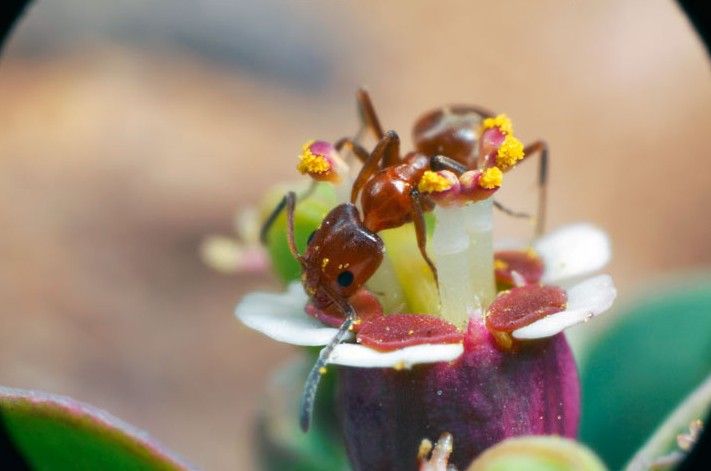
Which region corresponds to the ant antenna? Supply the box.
[260,191,307,268]
[259,186,315,247]
[299,293,356,432]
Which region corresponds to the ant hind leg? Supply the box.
[520,140,548,236]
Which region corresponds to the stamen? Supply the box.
[479,167,503,189]
[496,134,525,169]
[418,170,454,193]
[481,113,514,135]
[297,140,332,175]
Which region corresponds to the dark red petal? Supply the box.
[305,289,383,329]
[495,250,545,287]
[486,285,567,332]
[356,314,463,351]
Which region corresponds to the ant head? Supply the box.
[412,105,493,168]
[302,203,384,305]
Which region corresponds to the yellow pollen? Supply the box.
[321,257,330,270]
[494,259,509,271]
[496,134,525,169]
[525,247,538,259]
[481,114,514,135]
[418,170,453,193]
[480,167,503,189]
[393,361,406,371]
[296,140,331,175]
[319,367,328,375]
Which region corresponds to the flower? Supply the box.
[233,102,617,469]
[236,222,616,469]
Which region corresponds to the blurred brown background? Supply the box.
[0,0,709,469]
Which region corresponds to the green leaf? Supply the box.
[625,374,711,470]
[260,183,337,283]
[256,355,349,471]
[0,386,190,470]
[467,435,607,471]
[578,276,711,469]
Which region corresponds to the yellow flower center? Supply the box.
[496,135,525,169]
[480,167,503,189]
[481,113,513,135]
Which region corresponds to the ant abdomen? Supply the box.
[412,105,494,168]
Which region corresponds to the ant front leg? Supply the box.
[299,291,356,432]
[517,140,548,236]
[430,154,467,174]
[410,188,438,284]
[350,130,401,203]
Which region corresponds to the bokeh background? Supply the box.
[0,1,709,469]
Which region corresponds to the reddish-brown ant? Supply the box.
[260,89,550,431]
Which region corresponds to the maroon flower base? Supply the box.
[336,324,579,470]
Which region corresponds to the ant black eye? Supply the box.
[337,270,354,288]
[307,230,316,245]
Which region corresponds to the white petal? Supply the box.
[512,274,617,339]
[535,223,611,284]
[327,343,464,368]
[235,282,344,346]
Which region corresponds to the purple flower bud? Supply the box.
[336,323,579,470]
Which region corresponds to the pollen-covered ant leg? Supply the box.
[299,291,357,432]
[410,188,439,284]
[351,131,401,203]
[356,87,385,140]
[519,140,548,236]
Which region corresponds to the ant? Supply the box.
[259,89,549,432]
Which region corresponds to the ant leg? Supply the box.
[259,195,287,245]
[430,155,531,221]
[334,137,371,164]
[430,154,467,174]
[493,200,531,219]
[350,131,400,203]
[514,140,548,236]
[299,292,356,432]
[410,188,438,284]
[356,87,385,140]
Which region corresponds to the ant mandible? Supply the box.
[260,89,550,432]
